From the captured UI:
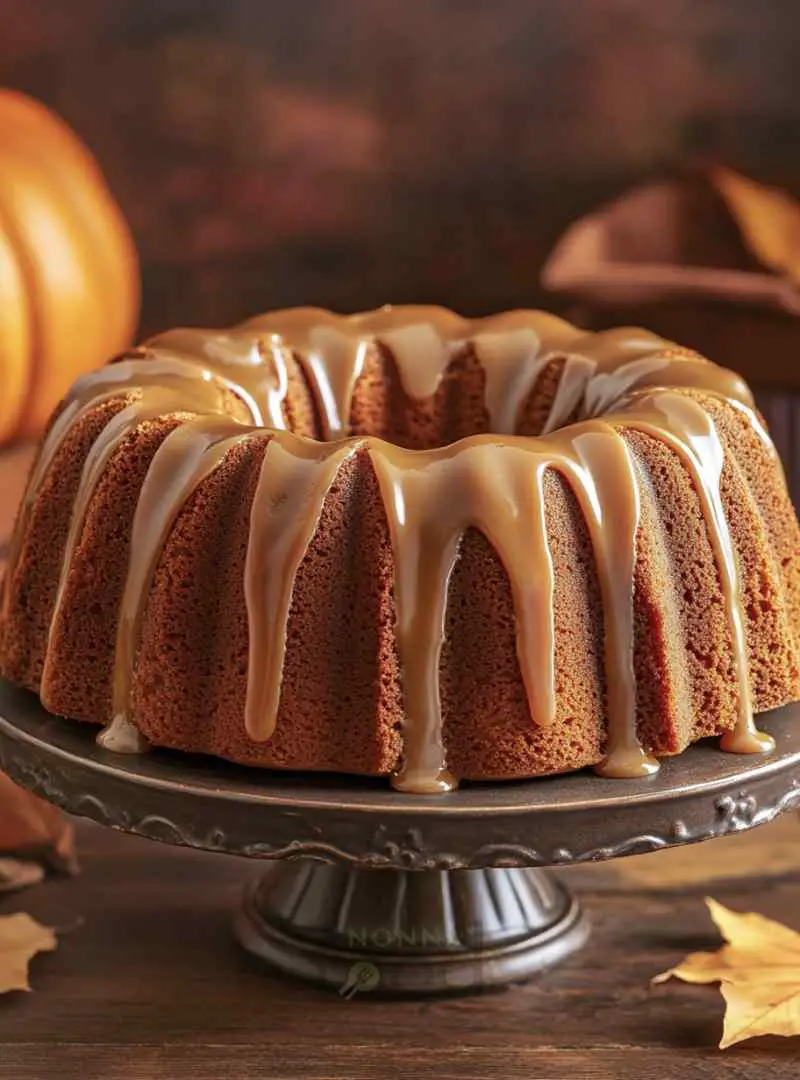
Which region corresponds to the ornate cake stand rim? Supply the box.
[0,681,798,819]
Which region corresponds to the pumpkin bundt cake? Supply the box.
[2,306,799,793]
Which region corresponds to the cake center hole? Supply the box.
[333,351,555,449]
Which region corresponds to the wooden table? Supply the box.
[1,445,799,1079]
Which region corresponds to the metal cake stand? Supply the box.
[0,681,798,997]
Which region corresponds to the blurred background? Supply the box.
[3,0,800,335]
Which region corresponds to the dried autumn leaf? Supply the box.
[719,980,800,1048]
[713,166,800,286]
[0,771,77,873]
[654,897,800,1048]
[0,912,57,993]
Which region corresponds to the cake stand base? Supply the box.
[234,862,587,995]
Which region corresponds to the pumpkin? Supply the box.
[0,90,139,443]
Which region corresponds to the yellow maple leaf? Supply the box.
[654,897,800,1048]
[712,166,800,286]
[0,912,57,994]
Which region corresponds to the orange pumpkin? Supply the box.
[0,90,139,443]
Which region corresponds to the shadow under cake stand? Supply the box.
[0,681,798,997]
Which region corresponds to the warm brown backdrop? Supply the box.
[2,0,800,334]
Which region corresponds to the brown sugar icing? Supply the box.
[6,306,776,792]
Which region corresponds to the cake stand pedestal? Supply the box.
[0,682,798,997]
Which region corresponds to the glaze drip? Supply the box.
[624,391,775,756]
[5,305,776,793]
[557,424,656,779]
[41,387,245,703]
[370,423,655,791]
[244,434,359,741]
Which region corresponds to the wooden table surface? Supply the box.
[1,445,799,1079]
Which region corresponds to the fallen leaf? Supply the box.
[0,859,45,895]
[0,912,57,994]
[654,897,800,1048]
[713,166,800,286]
[0,772,77,874]
[719,981,800,1048]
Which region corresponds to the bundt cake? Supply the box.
[2,306,799,793]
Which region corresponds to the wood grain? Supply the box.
[0,821,798,1078]
[3,1045,798,1080]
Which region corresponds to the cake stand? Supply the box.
[0,681,798,997]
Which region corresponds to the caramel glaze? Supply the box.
[8,305,776,793]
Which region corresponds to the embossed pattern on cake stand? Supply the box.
[0,681,798,996]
